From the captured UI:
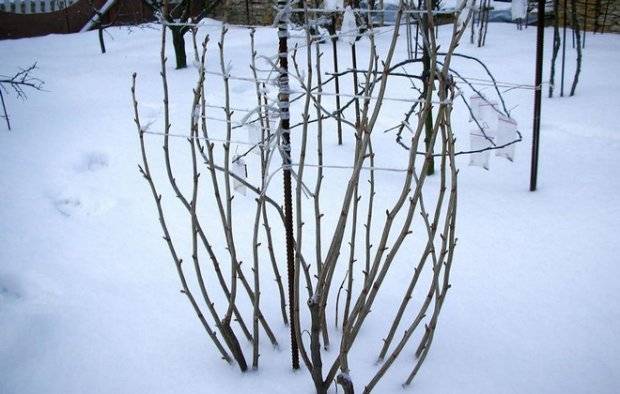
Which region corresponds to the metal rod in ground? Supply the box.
[0,89,10,130]
[530,0,545,192]
[277,0,299,370]
[561,0,567,96]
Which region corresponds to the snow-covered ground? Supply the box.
[1,21,619,393]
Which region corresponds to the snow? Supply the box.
[1,20,620,394]
[324,0,344,10]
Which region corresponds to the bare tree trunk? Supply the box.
[570,0,582,96]
[98,27,106,54]
[171,27,188,69]
[549,0,561,97]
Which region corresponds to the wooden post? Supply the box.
[530,0,545,191]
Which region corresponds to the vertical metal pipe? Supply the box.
[530,0,545,191]
[277,0,300,370]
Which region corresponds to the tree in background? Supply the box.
[144,0,222,69]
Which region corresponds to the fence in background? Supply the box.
[0,0,153,38]
[0,0,78,13]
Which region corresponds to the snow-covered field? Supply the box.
[1,21,619,393]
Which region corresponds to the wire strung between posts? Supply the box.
[204,102,277,113]
[141,130,274,146]
[462,81,540,90]
[462,76,548,89]
[142,128,522,168]
[330,67,545,91]
[287,25,394,40]
[150,5,521,180]
[254,58,457,106]
[286,88,454,104]
[159,19,270,30]
[285,7,459,15]
[290,162,415,173]
[193,114,266,126]
[204,69,278,84]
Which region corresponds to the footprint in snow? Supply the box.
[53,197,81,217]
[74,151,109,173]
[51,151,117,218]
[0,274,23,304]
